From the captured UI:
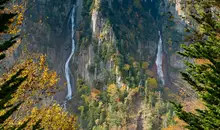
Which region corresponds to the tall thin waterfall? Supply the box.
[156,31,165,85]
[65,6,76,100]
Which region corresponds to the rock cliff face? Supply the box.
[74,0,162,89]
[75,0,117,88]
[74,0,187,92]
[159,0,188,90]
[17,0,187,102]
[1,0,75,74]
[22,0,73,72]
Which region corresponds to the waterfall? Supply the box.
[116,66,122,88]
[156,31,165,85]
[65,6,76,101]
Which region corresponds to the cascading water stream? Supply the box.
[156,31,165,85]
[65,6,76,101]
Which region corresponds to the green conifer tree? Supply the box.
[0,0,19,60]
[173,0,220,129]
[0,0,28,129]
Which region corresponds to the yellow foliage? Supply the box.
[182,99,205,113]
[0,54,59,123]
[0,3,25,59]
[20,104,78,130]
[81,94,90,103]
[107,84,117,96]
[162,116,186,130]
[100,33,105,39]
[147,77,158,89]
[142,62,149,70]
[123,64,130,71]
[120,84,127,92]
[5,4,25,35]
[126,87,139,101]
[194,58,211,65]
[10,55,59,100]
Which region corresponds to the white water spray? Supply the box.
[65,6,76,100]
[156,31,165,85]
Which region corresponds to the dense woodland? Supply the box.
[0,0,219,130]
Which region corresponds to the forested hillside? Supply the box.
[0,0,219,130]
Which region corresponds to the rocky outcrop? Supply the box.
[74,0,162,88]
[21,0,76,78]
[75,0,117,88]
[158,0,191,91]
